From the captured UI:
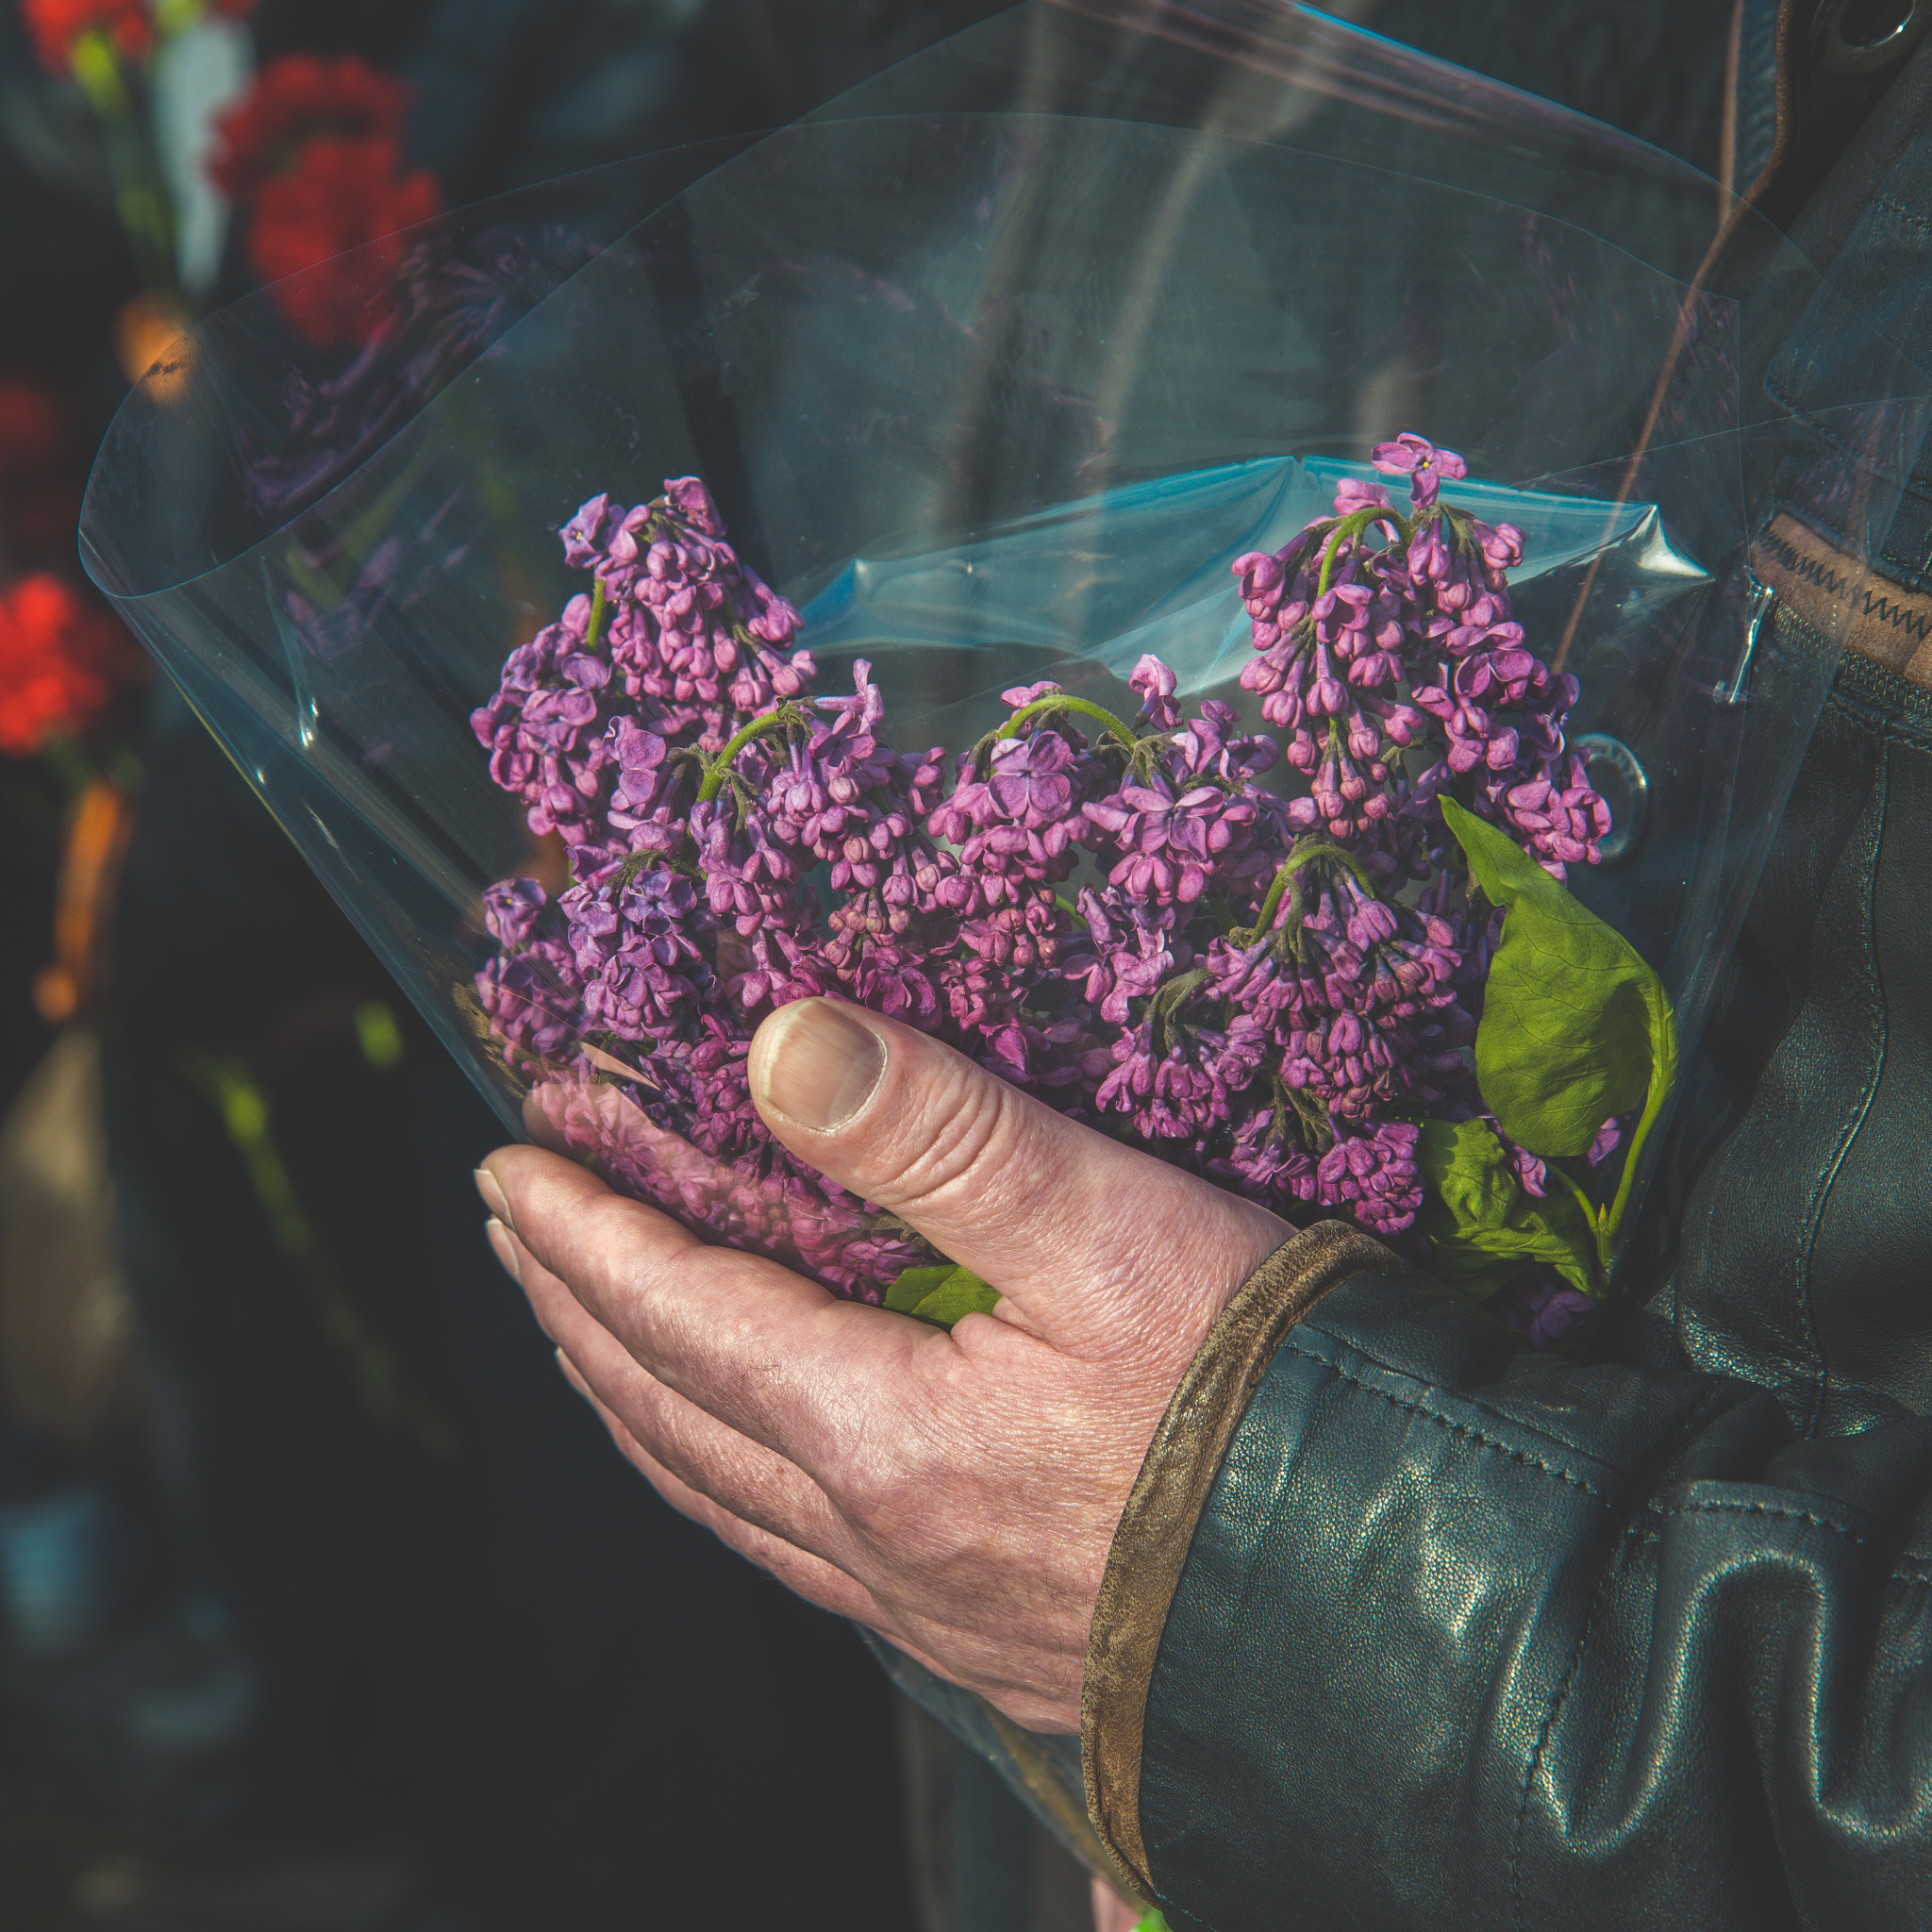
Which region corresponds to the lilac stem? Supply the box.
[1602,1062,1670,1249]
[694,706,810,805]
[995,693,1139,753]
[1249,841,1376,938]
[1544,1163,1609,1289]
[1314,505,1414,597]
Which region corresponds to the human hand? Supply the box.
[476,996,1291,1733]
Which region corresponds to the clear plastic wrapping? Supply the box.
[81,9,1927,1336]
[78,0,1932,1885]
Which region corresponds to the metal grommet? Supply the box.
[1815,0,1932,75]
[1575,733,1649,870]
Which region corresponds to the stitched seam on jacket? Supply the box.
[1653,1499,1867,1540]
[1501,1384,1739,1932]
[1795,741,1890,1438]
[1279,1342,1610,1502]
[1872,191,1932,235]
[1623,1517,1932,1567]
[1657,1505,1932,1585]
[1283,1342,1623,1928]
[1507,1525,1636,1931]
[1645,1501,1932,1588]
[1763,389,1916,476]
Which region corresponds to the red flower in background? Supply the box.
[0,575,125,757]
[212,55,442,348]
[210,54,411,203]
[23,0,152,70]
[246,136,442,347]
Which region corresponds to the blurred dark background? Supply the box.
[0,1,1735,1927]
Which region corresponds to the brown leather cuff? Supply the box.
[1080,1219,1394,1898]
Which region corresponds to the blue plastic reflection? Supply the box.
[796,455,1692,699]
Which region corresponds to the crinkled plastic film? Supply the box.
[79,0,1932,1880]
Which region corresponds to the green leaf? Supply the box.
[882,1266,955,1314]
[1441,797,1674,1160]
[882,1263,1001,1330]
[1415,1118,1600,1298]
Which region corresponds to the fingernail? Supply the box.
[485,1217,522,1286]
[474,1167,513,1230]
[756,1000,886,1133]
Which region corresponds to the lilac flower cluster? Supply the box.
[468,448,1612,1327]
[1236,432,1609,876]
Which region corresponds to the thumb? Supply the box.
[746,998,1288,1358]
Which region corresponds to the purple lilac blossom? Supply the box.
[1491,1268,1597,1351]
[469,449,1616,1304]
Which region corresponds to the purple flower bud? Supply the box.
[482,876,552,949]
[663,475,725,536]
[1334,475,1392,515]
[1130,654,1182,730]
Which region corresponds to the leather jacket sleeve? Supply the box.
[1082,1226,1932,1932]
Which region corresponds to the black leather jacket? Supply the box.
[1079,17,1932,1930]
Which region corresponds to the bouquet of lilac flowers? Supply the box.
[467,437,1673,1343]
[78,0,1923,1391]
[77,8,1931,1896]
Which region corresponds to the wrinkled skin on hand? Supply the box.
[477,996,1288,1734]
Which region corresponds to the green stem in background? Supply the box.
[67,31,132,119]
[37,734,95,809]
[584,577,608,654]
[1285,1078,1335,1154]
[151,0,203,37]
[185,1041,456,1459]
[70,31,179,299]
[354,999,405,1069]
[1243,841,1376,941]
[694,704,813,805]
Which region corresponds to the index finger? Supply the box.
[479,1143,953,1474]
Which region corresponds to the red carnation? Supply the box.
[22,0,153,72]
[210,54,412,204]
[0,575,124,758]
[246,135,443,348]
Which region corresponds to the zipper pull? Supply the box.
[1718,569,1776,706]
